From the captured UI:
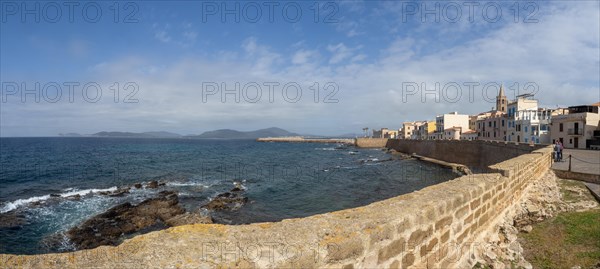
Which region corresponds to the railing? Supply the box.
[567,128,583,135]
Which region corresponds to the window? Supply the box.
[502,120,505,127]
[559,123,563,132]
[493,121,496,128]
[525,138,528,143]
[488,122,492,127]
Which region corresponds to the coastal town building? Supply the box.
[434,112,470,140]
[443,126,463,140]
[496,85,508,113]
[372,128,398,139]
[416,121,436,140]
[550,103,600,149]
[505,94,553,144]
[460,130,478,141]
[401,122,422,139]
[477,110,506,141]
[370,85,597,147]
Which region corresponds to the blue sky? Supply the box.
[1,1,599,136]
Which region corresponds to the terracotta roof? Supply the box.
[592,102,600,106]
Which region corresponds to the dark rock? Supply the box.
[202,190,249,211]
[50,193,61,197]
[359,158,393,164]
[66,194,81,201]
[109,188,130,197]
[158,182,166,187]
[0,211,28,229]
[67,191,186,250]
[134,183,143,189]
[146,180,159,189]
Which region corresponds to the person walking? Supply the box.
[554,141,560,162]
[558,141,564,162]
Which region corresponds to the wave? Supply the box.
[0,186,118,214]
[166,181,211,188]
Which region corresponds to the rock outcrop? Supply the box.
[66,191,211,250]
[0,211,28,229]
[201,187,248,211]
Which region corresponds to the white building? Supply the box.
[550,103,600,149]
[434,112,470,140]
[505,94,553,144]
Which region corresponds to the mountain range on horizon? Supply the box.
[57,127,353,139]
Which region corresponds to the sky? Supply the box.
[0,0,599,137]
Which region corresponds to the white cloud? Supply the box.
[327,43,363,64]
[154,30,171,43]
[292,49,318,65]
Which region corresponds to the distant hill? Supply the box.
[59,133,83,137]
[336,133,362,138]
[188,127,300,139]
[92,131,182,138]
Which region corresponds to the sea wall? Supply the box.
[386,139,545,170]
[355,138,388,148]
[0,143,554,269]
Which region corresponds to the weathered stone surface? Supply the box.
[326,237,364,262]
[164,212,213,226]
[435,216,453,230]
[402,253,415,268]
[408,227,432,246]
[378,238,405,264]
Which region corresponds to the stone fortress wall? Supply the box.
[0,140,553,269]
[355,138,389,148]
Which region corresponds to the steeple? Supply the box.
[496,84,507,112]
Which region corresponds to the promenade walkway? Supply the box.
[552,149,600,202]
[552,149,600,175]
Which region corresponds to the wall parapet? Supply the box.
[0,143,554,269]
[356,138,389,148]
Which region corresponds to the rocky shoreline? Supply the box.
[64,181,249,250]
[1,180,250,253]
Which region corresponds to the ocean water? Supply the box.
[0,137,457,254]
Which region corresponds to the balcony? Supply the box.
[567,128,583,135]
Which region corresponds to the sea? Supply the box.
[0,137,457,254]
